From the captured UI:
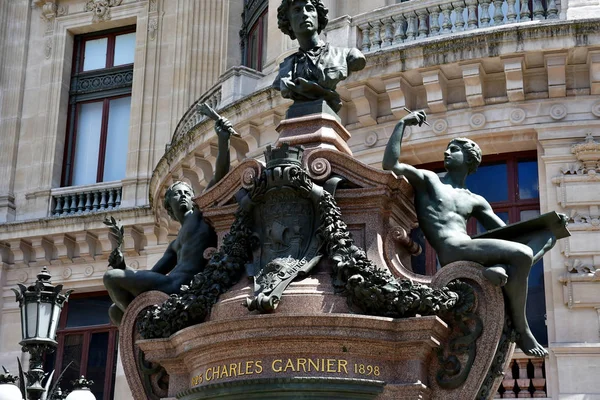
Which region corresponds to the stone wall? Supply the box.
[1,0,600,399]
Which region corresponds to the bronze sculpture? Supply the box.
[103,116,235,326]
[273,0,366,112]
[382,110,568,357]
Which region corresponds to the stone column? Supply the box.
[168,0,227,132]
[0,0,31,222]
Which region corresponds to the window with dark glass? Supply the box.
[61,26,135,187]
[409,151,547,345]
[241,0,268,71]
[44,294,118,400]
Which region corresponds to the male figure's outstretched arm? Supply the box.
[472,196,506,231]
[206,117,233,190]
[382,111,428,189]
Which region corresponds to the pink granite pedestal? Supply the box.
[122,109,512,400]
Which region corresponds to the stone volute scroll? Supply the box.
[112,1,570,400]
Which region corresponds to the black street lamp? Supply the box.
[8,267,76,400]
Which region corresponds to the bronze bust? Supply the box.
[273,0,366,112]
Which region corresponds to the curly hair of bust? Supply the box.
[277,0,329,40]
[449,138,482,175]
[164,181,197,219]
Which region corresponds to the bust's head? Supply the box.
[446,138,482,175]
[164,181,197,221]
[277,0,329,40]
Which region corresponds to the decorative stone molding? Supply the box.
[592,100,600,118]
[559,270,600,310]
[348,83,379,127]
[148,17,158,40]
[382,76,415,119]
[432,118,448,135]
[550,103,568,120]
[461,63,486,107]
[421,69,448,113]
[571,133,600,173]
[85,0,123,23]
[509,108,526,124]
[566,259,597,274]
[503,57,525,102]
[569,209,600,229]
[589,51,600,95]
[469,113,486,129]
[364,132,378,148]
[545,53,567,98]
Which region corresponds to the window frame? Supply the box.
[241,0,268,71]
[61,26,136,187]
[52,292,118,400]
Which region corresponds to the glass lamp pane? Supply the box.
[518,160,539,199]
[49,304,61,339]
[38,302,53,339]
[114,32,136,66]
[83,38,108,71]
[103,97,131,182]
[21,304,27,340]
[72,101,103,186]
[26,302,38,338]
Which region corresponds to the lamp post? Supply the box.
[11,267,72,400]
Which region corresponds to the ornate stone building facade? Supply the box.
[0,0,599,398]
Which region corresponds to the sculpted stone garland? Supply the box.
[318,190,461,317]
[137,207,253,339]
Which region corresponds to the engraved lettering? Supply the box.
[327,359,336,373]
[338,359,348,374]
[284,358,295,372]
[255,360,263,374]
[297,358,307,372]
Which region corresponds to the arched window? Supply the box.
[240,0,268,71]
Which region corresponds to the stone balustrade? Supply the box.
[353,0,559,53]
[51,183,122,217]
[171,84,222,145]
[498,353,548,398]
